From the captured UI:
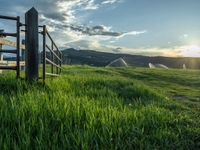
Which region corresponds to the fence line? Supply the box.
[0,38,25,73]
[0,38,25,49]
[42,25,62,82]
[0,7,62,82]
[0,15,20,77]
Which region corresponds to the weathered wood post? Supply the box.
[25,7,39,81]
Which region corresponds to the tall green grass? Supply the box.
[0,66,199,149]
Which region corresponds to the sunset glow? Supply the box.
[180,45,200,57]
[1,0,200,57]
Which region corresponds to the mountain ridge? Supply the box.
[62,48,200,69]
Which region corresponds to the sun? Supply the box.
[180,44,200,57]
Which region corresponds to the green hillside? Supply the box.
[0,66,199,149]
[61,48,200,69]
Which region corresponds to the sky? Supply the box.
[0,0,200,57]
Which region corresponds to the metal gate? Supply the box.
[0,8,62,82]
[0,15,21,78]
[41,25,62,82]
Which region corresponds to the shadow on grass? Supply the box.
[70,77,163,106]
[115,68,200,88]
[0,76,51,96]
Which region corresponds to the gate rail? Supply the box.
[0,15,21,78]
[42,25,62,82]
[0,8,62,82]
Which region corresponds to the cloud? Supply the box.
[116,30,147,39]
[102,0,121,5]
[84,0,99,10]
[0,0,149,56]
[35,0,130,39]
[179,45,200,57]
[64,37,183,57]
[183,34,188,38]
[61,24,146,38]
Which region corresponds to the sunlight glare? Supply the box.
[180,45,200,57]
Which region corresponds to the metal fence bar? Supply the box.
[54,43,61,55]
[60,53,62,73]
[0,66,17,70]
[42,26,62,81]
[0,32,17,37]
[43,25,46,82]
[0,30,3,69]
[0,16,20,78]
[0,50,17,54]
[45,44,62,62]
[51,42,54,74]
[46,29,62,55]
[45,72,59,77]
[21,40,25,71]
[0,38,25,49]
[46,58,62,69]
[16,16,20,78]
[1,9,62,82]
[46,31,57,48]
[56,50,58,74]
[0,15,18,20]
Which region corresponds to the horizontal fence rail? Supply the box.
[0,61,25,66]
[1,8,62,82]
[0,38,25,49]
[0,15,18,21]
[0,66,17,70]
[42,25,62,82]
[0,15,20,78]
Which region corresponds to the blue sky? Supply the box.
[1,0,200,57]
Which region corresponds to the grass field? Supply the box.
[0,66,199,149]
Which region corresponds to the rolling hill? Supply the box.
[62,48,200,69]
[0,66,199,149]
[4,48,200,69]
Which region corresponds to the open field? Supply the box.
[0,66,199,149]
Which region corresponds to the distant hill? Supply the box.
[4,48,200,69]
[62,48,200,69]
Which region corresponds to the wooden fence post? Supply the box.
[25,7,39,81]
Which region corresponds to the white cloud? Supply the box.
[109,41,116,43]
[60,24,146,38]
[1,0,150,56]
[84,0,99,10]
[102,0,121,4]
[61,23,147,55]
[183,34,188,38]
[183,34,189,39]
[64,36,187,57]
[33,0,135,51]
[115,30,147,39]
[56,0,81,24]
